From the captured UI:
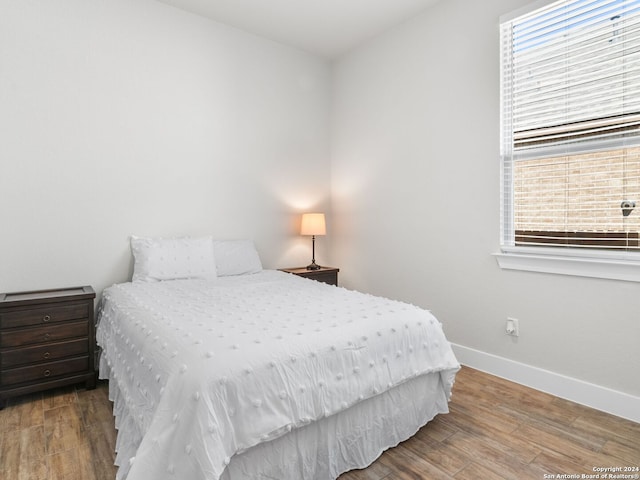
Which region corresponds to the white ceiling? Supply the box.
[157,0,440,58]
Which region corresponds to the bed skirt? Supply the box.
[101,357,453,480]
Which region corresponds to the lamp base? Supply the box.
[306,262,321,270]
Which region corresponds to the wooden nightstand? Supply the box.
[0,286,96,407]
[279,266,339,286]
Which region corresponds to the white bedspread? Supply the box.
[96,270,459,480]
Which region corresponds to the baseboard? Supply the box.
[451,343,640,424]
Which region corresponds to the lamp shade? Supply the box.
[300,213,326,236]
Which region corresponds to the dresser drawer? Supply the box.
[1,338,88,368]
[0,302,89,329]
[0,321,88,348]
[1,356,89,387]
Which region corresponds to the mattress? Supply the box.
[96,270,459,480]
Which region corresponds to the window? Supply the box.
[500,0,640,256]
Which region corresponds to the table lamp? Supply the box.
[300,213,326,270]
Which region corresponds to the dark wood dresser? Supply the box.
[279,266,339,286]
[0,286,96,407]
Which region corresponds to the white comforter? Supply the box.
[96,270,459,480]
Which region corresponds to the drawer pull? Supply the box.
[43,315,51,322]
[43,352,51,359]
[43,369,51,377]
[44,333,51,341]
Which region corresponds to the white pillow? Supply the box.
[131,236,217,282]
[213,239,263,276]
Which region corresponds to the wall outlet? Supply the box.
[506,317,519,337]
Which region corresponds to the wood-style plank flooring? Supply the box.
[1,366,638,479]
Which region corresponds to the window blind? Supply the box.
[501,0,640,251]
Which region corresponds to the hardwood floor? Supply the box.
[0,380,117,480]
[1,366,638,479]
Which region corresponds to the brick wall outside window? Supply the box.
[514,147,640,237]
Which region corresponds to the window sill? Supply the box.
[493,247,640,282]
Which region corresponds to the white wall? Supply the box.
[0,0,330,295]
[330,0,640,405]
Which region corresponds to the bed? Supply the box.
[96,237,460,480]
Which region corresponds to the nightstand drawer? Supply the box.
[0,302,89,329]
[307,271,338,285]
[1,338,88,368]
[1,356,89,387]
[0,321,88,348]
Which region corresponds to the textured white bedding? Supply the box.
[96,270,459,480]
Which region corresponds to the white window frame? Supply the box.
[496,0,640,283]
